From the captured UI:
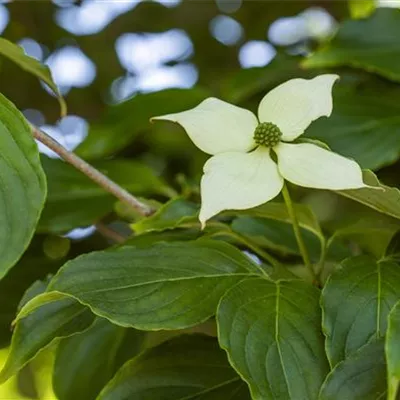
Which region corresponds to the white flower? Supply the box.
[153,75,366,227]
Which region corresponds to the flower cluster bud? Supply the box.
[253,122,282,148]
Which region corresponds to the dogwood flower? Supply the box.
[153,75,366,227]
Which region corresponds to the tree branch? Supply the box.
[31,124,154,217]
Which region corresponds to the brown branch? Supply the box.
[31,124,153,217]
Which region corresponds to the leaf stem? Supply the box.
[316,240,327,279]
[281,183,317,282]
[31,124,153,217]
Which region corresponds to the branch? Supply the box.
[31,124,154,217]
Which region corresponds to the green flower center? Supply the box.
[253,122,282,148]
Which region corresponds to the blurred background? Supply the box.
[1,0,399,398]
[0,0,386,148]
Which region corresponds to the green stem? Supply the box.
[281,183,317,282]
[315,240,327,279]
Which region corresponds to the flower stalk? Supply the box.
[281,183,317,283]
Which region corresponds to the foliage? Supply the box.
[1,1,400,399]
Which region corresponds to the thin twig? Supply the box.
[31,124,153,217]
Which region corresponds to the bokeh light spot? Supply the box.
[46,46,96,92]
[0,5,9,34]
[23,109,46,127]
[18,38,44,61]
[111,63,198,102]
[38,115,88,158]
[116,29,193,73]
[56,0,140,35]
[268,16,308,46]
[64,226,96,240]
[155,0,181,7]
[239,40,276,68]
[209,15,243,46]
[216,0,242,13]
[268,7,336,46]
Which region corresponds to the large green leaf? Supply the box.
[0,243,62,347]
[217,278,328,400]
[76,88,209,160]
[39,156,172,233]
[338,170,400,221]
[53,318,126,400]
[0,94,47,279]
[132,199,325,253]
[305,82,400,170]
[112,328,147,373]
[321,255,400,368]
[385,300,400,400]
[124,229,201,248]
[0,282,95,383]
[0,38,66,115]
[303,8,400,82]
[327,214,399,259]
[385,230,400,263]
[46,240,258,330]
[234,201,323,242]
[98,334,250,400]
[319,340,386,400]
[231,216,321,260]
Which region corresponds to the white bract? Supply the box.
[153,75,366,227]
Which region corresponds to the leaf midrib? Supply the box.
[51,273,255,296]
[275,282,290,397]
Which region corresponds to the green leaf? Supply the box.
[0,38,66,115]
[231,216,321,260]
[47,240,258,330]
[0,285,95,383]
[76,88,210,160]
[230,202,325,254]
[319,340,386,400]
[0,94,47,279]
[0,245,62,347]
[327,215,399,259]
[385,300,400,400]
[39,156,172,233]
[112,328,146,373]
[348,0,376,19]
[53,318,126,400]
[217,278,329,400]
[386,230,400,262]
[235,202,323,239]
[132,198,199,234]
[321,255,400,368]
[124,229,201,247]
[98,334,251,400]
[338,170,400,221]
[303,9,400,82]
[132,200,326,260]
[305,82,400,170]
